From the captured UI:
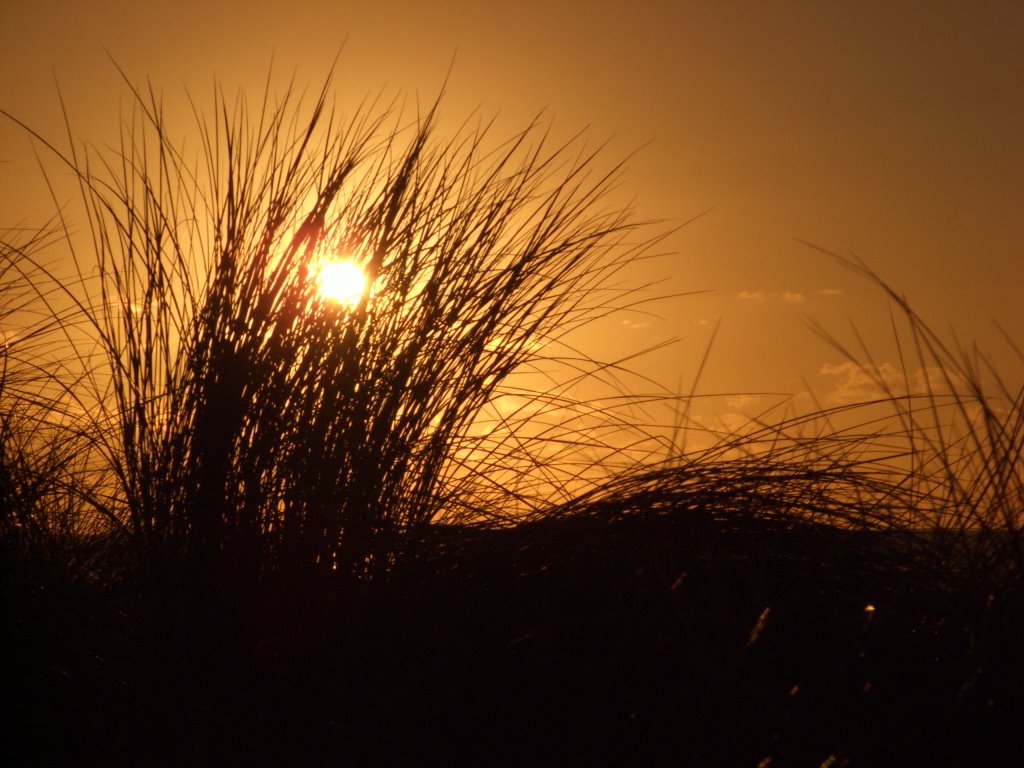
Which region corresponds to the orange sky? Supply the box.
[2,0,1022,431]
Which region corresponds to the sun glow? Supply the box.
[316,259,367,307]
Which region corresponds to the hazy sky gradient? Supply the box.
[2,0,1021,422]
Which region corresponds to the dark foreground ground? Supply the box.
[5,508,1023,766]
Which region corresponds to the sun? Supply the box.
[316,259,367,307]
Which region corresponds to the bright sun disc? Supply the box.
[317,260,367,307]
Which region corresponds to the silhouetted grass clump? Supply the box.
[3,71,672,586]
[2,70,1022,764]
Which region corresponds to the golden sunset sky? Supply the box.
[2,1,1022,429]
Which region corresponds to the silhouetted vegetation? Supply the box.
[2,72,1022,765]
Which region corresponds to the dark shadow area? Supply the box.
[6,507,1022,766]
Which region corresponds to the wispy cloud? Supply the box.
[735,290,806,303]
[736,290,767,301]
[819,361,898,403]
[726,394,760,409]
[818,361,964,405]
[736,289,839,303]
[717,411,754,433]
[620,318,650,330]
